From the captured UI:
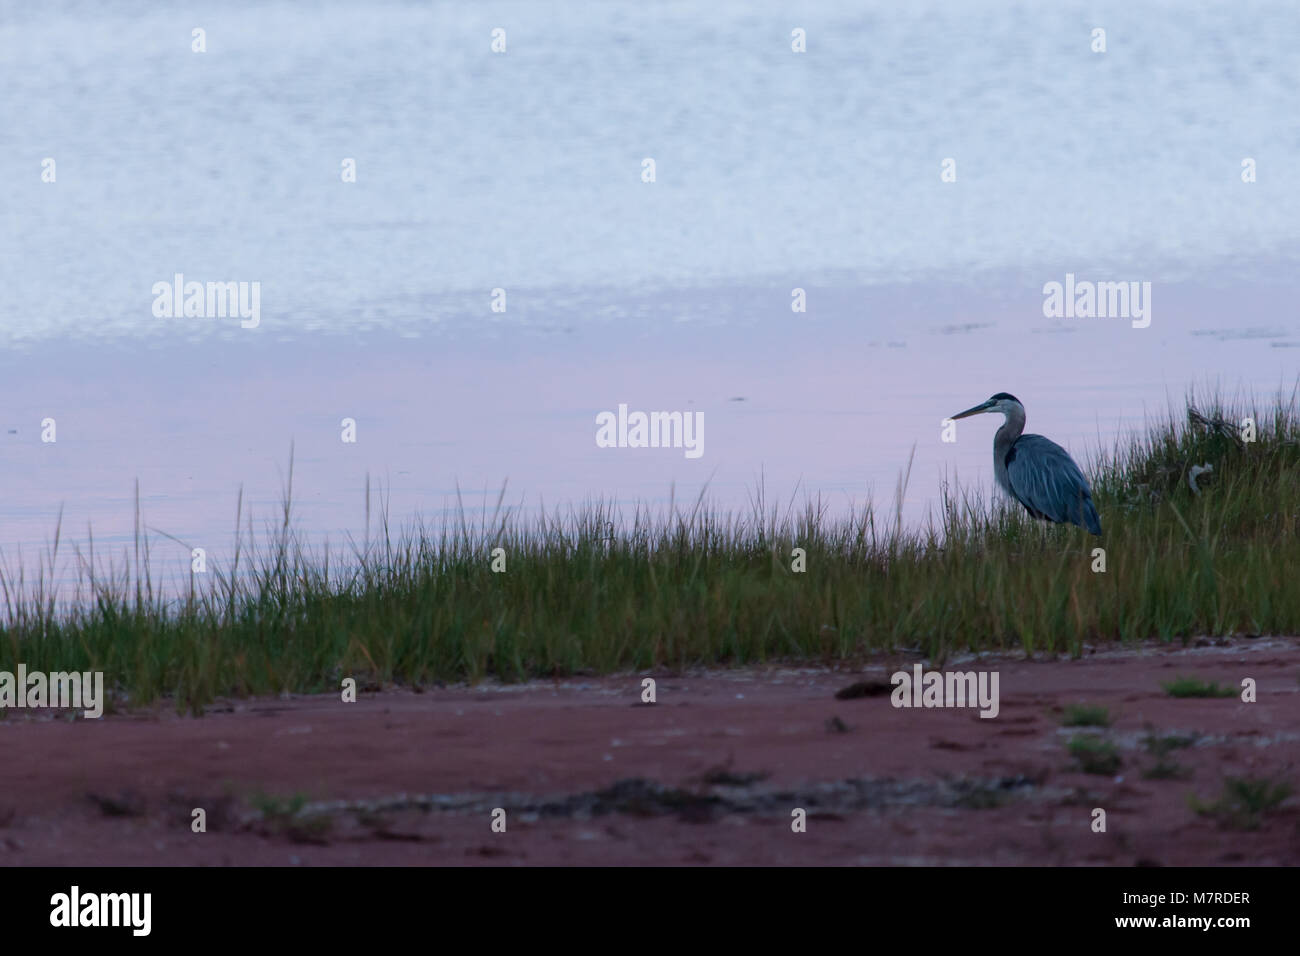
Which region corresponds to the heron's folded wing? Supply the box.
[1005,434,1094,524]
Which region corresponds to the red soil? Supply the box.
[2,638,1298,865]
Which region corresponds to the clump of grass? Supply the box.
[250,791,332,843]
[1162,677,1236,698]
[1140,729,1197,779]
[1149,733,1196,780]
[1190,776,1293,830]
[250,791,309,820]
[3,390,1300,711]
[1143,731,1198,756]
[1062,705,1111,727]
[1068,735,1122,775]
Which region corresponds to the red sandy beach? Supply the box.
[2,637,1297,866]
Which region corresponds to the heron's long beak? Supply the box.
[950,399,994,420]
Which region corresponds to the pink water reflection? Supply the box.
[4,274,1297,597]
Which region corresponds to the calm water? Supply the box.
[1,0,1298,590]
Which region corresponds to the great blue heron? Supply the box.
[950,392,1102,535]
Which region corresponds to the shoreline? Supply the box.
[4,636,1296,865]
[2,270,1299,582]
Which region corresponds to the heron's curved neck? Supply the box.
[996,403,1026,448]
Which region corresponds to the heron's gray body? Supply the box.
[954,393,1102,536]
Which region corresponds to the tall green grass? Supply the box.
[3,390,1299,711]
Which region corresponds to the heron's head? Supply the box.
[950,392,1022,420]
